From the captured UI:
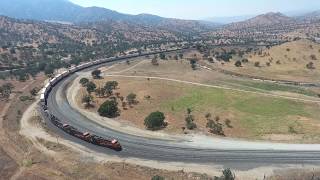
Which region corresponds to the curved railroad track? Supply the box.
[40,55,320,170]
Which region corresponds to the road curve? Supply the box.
[45,57,320,170]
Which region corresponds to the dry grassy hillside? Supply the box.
[216,39,320,82]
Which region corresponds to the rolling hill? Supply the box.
[0,0,216,33]
[214,39,320,82]
[226,12,296,29]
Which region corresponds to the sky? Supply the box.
[69,0,320,20]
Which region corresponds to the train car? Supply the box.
[98,59,107,64]
[40,93,47,108]
[85,62,94,68]
[55,73,63,82]
[78,62,91,69]
[50,77,58,86]
[44,82,51,95]
[92,60,101,65]
[69,67,77,73]
[61,70,69,79]
[39,87,46,95]
[76,64,85,70]
[61,124,121,151]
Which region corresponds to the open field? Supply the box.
[77,59,320,143]
[212,39,320,83]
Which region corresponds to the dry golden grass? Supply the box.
[216,39,320,82]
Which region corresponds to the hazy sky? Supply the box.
[69,0,320,19]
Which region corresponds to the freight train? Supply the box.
[39,47,185,151]
[39,47,184,108]
[49,113,121,151]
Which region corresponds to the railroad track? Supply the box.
[38,52,320,169]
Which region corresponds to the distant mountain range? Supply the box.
[0,0,319,39]
[205,10,320,24]
[226,12,295,29]
[1,0,319,29]
[0,0,217,33]
[221,11,320,30]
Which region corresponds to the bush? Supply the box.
[186,121,197,130]
[86,81,97,94]
[185,108,197,130]
[206,120,224,136]
[91,69,101,79]
[266,62,271,66]
[98,100,119,118]
[19,96,33,102]
[222,168,235,180]
[241,58,249,63]
[30,87,39,96]
[144,111,165,130]
[104,81,118,96]
[126,93,137,105]
[79,78,89,87]
[159,53,166,60]
[306,62,315,70]
[216,53,232,62]
[82,94,93,108]
[214,168,235,180]
[190,59,197,70]
[151,175,165,180]
[234,60,242,67]
[105,81,118,90]
[254,61,260,67]
[310,54,317,60]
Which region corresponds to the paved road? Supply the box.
[45,59,320,170]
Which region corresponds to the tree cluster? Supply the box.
[0,83,14,99]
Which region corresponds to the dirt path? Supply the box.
[102,60,147,75]
[104,74,320,104]
[19,101,57,156]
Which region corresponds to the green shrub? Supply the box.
[98,100,119,118]
[19,96,33,102]
[144,111,165,130]
[151,175,165,180]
